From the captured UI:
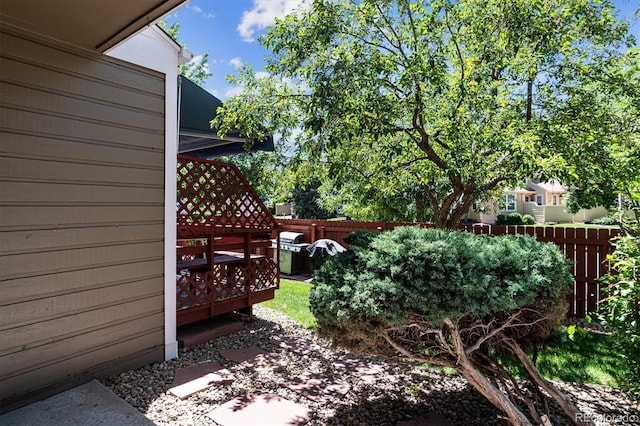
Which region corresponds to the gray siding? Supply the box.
[0,26,166,412]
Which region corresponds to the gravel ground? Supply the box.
[103,306,640,426]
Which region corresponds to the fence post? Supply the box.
[311,223,317,242]
[320,226,326,239]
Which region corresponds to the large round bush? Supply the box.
[310,226,572,347]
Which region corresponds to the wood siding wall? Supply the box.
[276,219,619,319]
[0,26,166,412]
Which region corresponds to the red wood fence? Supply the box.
[276,219,620,319]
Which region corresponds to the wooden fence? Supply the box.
[276,219,620,319]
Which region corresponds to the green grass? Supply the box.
[262,278,627,387]
[499,329,625,387]
[261,278,317,330]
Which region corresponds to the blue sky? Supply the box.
[162,0,304,99]
[163,0,639,100]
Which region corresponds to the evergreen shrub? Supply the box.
[522,214,536,225]
[507,212,524,225]
[310,227,572,348]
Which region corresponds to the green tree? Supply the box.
[291,177,333,219]
[157,20,212,88]
[218,151,286,206]
[214,0,634,228]
[550,47,640,215]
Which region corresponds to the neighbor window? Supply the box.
[552,195,558,206]
[536,194,544,205]
[503,194,516,211]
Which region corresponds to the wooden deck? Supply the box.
[176,155,279,326]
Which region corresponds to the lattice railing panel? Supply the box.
[176,257,278,311]
[176,271,213,309]
[250,257,279,292]
[213,264,247,301]
[177,155,275,230]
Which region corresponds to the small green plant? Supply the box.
[409,383,420,396]
[507,212,524,225]
[497,213,525,225]
[522,214,536,225]
[590,215,619,226]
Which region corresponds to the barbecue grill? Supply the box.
[271,231,309,274]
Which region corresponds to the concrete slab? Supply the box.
[169,362,235,399]
[208,393,311,426]
[281,372,351,404]
[170,361,224,387]
[242,353,289,369]
[219,346,267,364]
[169,371,235,399]
[0,380,154,426]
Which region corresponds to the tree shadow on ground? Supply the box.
[323,382,587,426]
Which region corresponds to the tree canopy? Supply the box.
[158,21,213,88]
[214,0,636,228]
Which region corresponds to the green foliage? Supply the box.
[551,47,640,214]
[496,212,524,225]
[597,222,640,393]
[310,227,572,334]
[508,212,524,225]
[157,20,212,88]
[215,0,635,229]
[218,151,288,205]
[291,178,332,219]
[522,214,536,225]
[589,215,620,226]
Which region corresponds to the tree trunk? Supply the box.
[444,319,533,425]
[505,339,595,426]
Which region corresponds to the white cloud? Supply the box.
[224,86,245,98]
[188,4,215,18]
[229,57,243,69]
[237,0,308,42]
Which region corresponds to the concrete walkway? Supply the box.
[0,380,155,426]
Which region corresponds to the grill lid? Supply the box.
[279,231,304,244]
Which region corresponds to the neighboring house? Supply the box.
[466,180,608,224]
[0,0,188,412]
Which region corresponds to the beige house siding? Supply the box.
[0,26,166,411]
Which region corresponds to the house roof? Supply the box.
[527,180,566,193]
[178,76,274,158]
[0,0,187,52]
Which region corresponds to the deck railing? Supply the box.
[176,155,279,326]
